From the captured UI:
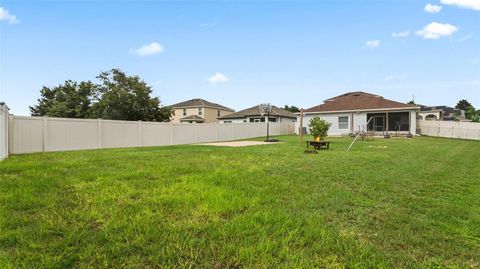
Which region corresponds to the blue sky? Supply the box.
[1,0,479,115]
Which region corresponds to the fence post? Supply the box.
[216,122,219,142]
[231,123,234,140]
[97,119,103,149]
[138,120,143,147]
[8,115,13,154]
[451,126,454,138]
[4,107,8,158]
[43,117,48,152]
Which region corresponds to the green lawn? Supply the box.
[1,136,479,268]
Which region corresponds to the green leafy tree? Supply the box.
[465,106,480,122]
[91,69,171,121]
[29,80,96,118]
[407,100,415,105]
[30,69,171,121]
[456,99,472,110]
[308,117,332,140]
[284,105,300,113]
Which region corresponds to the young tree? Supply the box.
[91,69,171,121]
[308,117,332,141]
[456,99,472,110]
[407,100,416,105]
[29,80,96,118]
[284,105,300,113]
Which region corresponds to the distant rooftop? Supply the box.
[218,105,296,119]
[169,98,234,112]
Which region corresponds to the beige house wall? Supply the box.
[171,106,233,123]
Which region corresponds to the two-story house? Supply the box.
[169,98,235,123]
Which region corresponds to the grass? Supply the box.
[1,135,479,268]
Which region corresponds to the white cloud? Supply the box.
[392,30,410,38]
[441,0,480,11]
[416,22,458,39]
[384,73,408,81]
[0,7,19,24]
[207,72,229,84]
[425,3,443,13]
[133,42,164,56]
[365,40,381,48]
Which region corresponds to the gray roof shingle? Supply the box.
[304,91,418,113]
[169,98,234,112]
[218,105,296,119]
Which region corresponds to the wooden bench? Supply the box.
[306,140,330,150]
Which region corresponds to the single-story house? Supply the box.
[418,105,466,121]
[168,98,235,123]
[218,105,297,123]
[297,91,420,135]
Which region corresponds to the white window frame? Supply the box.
[338,116,349,129]
[182,108,187,117]
[198,108,203,116]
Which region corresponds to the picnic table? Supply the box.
[306,140,330,150]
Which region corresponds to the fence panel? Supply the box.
[142,122,172,146]
[102,120,140,148]
[10,116,44,154]
[418,120,480,140]
[197,123,218,143]
[233,123,250,139]
[46,118,99,152]
[0,106,8,160]
[172,124,196,145]
[8,116,296,154]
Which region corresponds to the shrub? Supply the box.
[308,117,332,140]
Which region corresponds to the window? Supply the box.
[223,120,232,123]
[217,110,221,117]
[182,108,187,116]
[198,108,202,116]
[338,116,348,129]
[243,120,247,123]
[249,117,265,123]
[268,117,277,122]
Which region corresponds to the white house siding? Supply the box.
[297,113,363,136]
[296,110,417,135]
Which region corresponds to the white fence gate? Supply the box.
[418,120,480,140]
[0,105,8,160]
[8,116,295,154]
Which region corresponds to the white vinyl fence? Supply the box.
[418,120,480,140]
[8,116,295,154]
[0,105,8,160]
